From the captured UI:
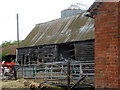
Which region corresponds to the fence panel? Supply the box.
[16,61,94,86]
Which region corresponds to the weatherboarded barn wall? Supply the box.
[17,40,94,65]
[17,45,58,64]
[75,40,94,62]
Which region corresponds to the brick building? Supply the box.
[88,1,120,89]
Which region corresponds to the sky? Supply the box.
[0,0,95,44]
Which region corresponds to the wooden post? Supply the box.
[67,61,70,89]
[33,65,35,81]
[13,66,17,80]
[35,65,36,82]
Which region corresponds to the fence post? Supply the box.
[67,61,70,89]
[35,65,36,82]
[13,66,17,80]
[33,65,35,81]
[51,65,53,80]
[80,62,83,76]
[22,65,24,79]
[44,66,47,81]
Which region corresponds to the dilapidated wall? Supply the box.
[17,39,94,65]
[75,40,94,62]
[17,45,58,64]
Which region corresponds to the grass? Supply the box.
[52,85,58,88]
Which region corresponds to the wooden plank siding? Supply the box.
[17,40,94,64]
[75,40,94,62]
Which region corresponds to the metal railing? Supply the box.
[15,60,94,87]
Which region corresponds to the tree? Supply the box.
[0,40,22,47]
[0,40,23,61]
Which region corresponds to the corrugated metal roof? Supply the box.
[20,12,94,48]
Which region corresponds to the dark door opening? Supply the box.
[58,43,75,61]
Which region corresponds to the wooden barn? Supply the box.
[17,11,94,65]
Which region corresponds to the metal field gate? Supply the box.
[16,61,95,87]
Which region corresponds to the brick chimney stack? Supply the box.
[94,2,120,89]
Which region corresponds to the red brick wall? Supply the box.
[95,2,120,89]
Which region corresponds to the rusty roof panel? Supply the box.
[20,12,94,48]
[0,45,17,55]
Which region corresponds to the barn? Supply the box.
[17,11,94,65]
[16,1,120,89]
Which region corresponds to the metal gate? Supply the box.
[16,60,94,87]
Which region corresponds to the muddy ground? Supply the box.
[1,79,63,90]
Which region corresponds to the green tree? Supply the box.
[0,40,22,47]
[0,51,9,61]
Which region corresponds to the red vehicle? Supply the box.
[3,63,16,65]
[1,62,16,80]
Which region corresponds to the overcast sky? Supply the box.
[0,0,95,44]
